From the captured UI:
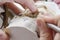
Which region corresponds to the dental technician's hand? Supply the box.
[1,0,37,13]
[13,0,37,13]
[36,13,60,40]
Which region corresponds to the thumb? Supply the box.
[36,18,53,40]
[15,0,37,13]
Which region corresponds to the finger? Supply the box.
[54,19,60,40]
[54,33,60,40]
[38,14,57,25]
[36,18,53,40]
[15,0,37,13]
[44,16,57,25]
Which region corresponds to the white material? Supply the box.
[0,18,3,28]
[0,7,4,28]
[7,16,38,40]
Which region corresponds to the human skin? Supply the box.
[14,0,37,13]
[0,29,9,40]
[54,15,60,40]
[2,0,60,40]
[36,12,60,40]
[35,1,60,40]
[4,0,37,14]
[4,0,41,15]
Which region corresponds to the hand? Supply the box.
[36,12,60,40]
[2,0,37,15]
[13,0,37,13]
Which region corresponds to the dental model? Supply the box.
[5,1,60,40]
